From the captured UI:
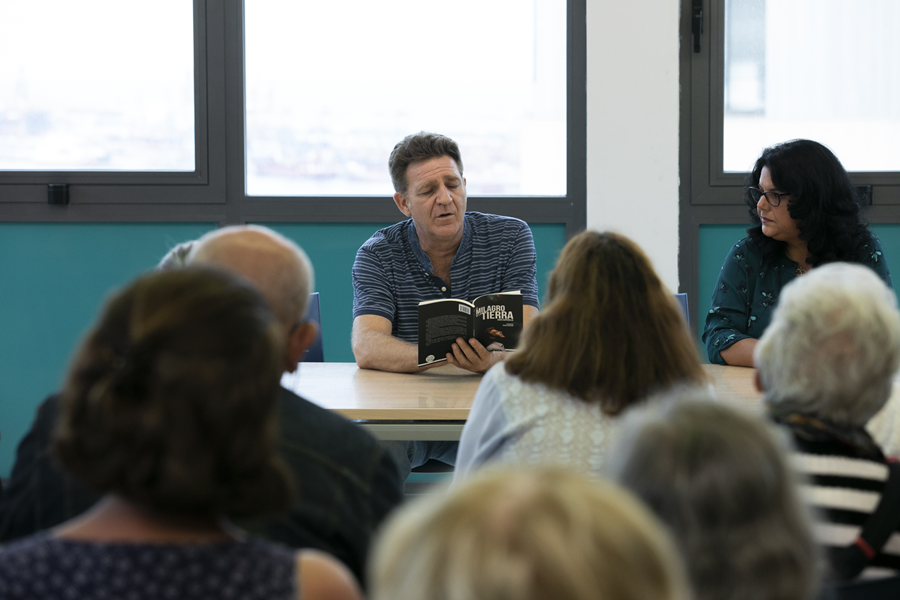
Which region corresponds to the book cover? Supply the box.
[473,293,523,352]
[418,292,523,367]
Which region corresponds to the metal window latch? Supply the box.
[48,183,69,205]
[692,0,703,53]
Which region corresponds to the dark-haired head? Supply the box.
[505,231,706,414]
[744,139,870,265]
[54,267,293,518]
[389,131,464,195]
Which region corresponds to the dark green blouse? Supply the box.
[703,235,892,364]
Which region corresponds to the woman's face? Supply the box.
[757,166,802,245]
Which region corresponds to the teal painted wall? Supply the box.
[264,223,392,363]
[0,221,567,477]
[0,222,217,478]
[697,224,900,359]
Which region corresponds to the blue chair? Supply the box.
[818,575,900,600]
[674,293,690,327]
[302,292,324,363]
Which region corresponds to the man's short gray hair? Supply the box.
[755,262,900,426]
[187,225,314,334]
[157,241,195,271]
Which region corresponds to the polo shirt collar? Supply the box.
[407,215,472,273]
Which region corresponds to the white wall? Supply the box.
[586,0,681,291]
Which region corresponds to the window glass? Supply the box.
[245,0,566,196]
[723,0,900,172]
[0,1,195,171]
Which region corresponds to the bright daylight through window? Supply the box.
[244,0,566,197]
[0,0,195,172]
[723,0,900,173]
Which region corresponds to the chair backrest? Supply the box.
[674,293,690,327]
[302,292,324,362]
[820,575,900,600]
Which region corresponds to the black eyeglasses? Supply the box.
[749,187,789,207]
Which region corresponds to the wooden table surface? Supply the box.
[281,362,764,421]
[281,362,483,421]
[282,361,900,451]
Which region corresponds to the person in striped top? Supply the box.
[756,262,900,579]
[351,132,541,476]
[351,132,540,375]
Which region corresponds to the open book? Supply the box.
[417,291,524,367]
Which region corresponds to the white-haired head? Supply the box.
[188,225,314,336]
[755,263,900,426]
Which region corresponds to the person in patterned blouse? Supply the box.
[454,231,707,481]
[703,139,892,366]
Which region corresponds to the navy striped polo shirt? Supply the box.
[352,212,540,343]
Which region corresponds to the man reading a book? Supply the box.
[351,131,540,475]
[351,131,540,374]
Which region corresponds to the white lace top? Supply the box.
[454,363,619,482]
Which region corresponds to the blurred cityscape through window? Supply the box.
[244,0,567,197]
[724,0,900,172]
[0,1,195,172]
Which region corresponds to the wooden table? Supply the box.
[281,363,765,440]
[281,363,481,440]
[703,363,763,408]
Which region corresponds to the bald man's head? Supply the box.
[188,226,314,335]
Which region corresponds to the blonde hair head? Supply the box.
[370,467,689,600]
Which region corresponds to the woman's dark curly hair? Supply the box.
[54,267,293,518]
[744,139,872,267]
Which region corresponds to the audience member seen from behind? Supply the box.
[756,263,900,580]
[156,240,194,270]
[0,226,404,587]
[189,226,405,585]
[0,269,361,600]
[454,231,706,480]
[607,398,821,600]
[704,139,891,367]
[369,467,689,600]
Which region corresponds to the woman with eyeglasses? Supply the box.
[703,139,891,367]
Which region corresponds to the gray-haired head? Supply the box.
[187,225,314,336]
[606,396,820,600]
[755,262,900,426]
[157,241,195,271]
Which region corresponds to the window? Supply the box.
[0,0,216,206]
[680,0,900,320]
[0,1,195,173]
[0,0,585,233]
[723,0,900,173]
[245,0,567,198]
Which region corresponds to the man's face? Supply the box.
[393,155,467,248]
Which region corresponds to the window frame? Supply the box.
[0,0,586,236]
[0,1,222,205]
[679,0,900,319]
